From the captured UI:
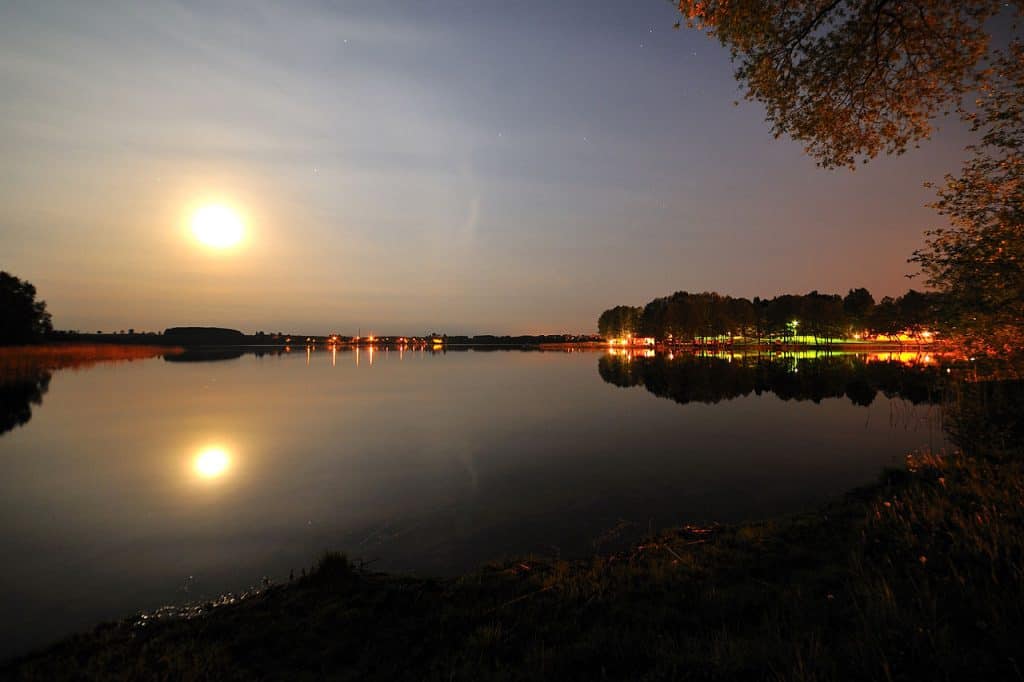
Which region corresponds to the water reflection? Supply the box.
[164,349,244,363]
[864,351,937,366]
[598,351,945,407]
[0,348,954,659]
[0,370,51,435]
[0,345,171,435]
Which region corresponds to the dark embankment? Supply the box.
[162,327,246,345]
[4,380,1022,681]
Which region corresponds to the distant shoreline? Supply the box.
[32,335,939,353]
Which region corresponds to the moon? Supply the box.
[191,204,244,249]
[193,446,231,479]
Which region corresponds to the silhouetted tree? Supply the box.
[675,4,1023,352]
[766,295,802,340]
[869,297,902,340]
[599,287,949,344]
[0,271,52,345]
[897,290,940,340]
[912,44,1024,354]
[676,0,1021,168]
[843,288,876,332]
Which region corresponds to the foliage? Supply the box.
[675,4,1023,353]
[0,272,52,345]
[600,287,942,343]
[842,287,875,328]
[597,305,643,338]
[676,0,1021,168]
[911,44,1024,356]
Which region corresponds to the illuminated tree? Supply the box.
[0,271,52,345]
[598,305,643,338]
[676,0,1021,168]
[911,44,1024,354]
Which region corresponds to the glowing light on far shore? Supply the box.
[194,446,231,479]
[191,204,244,249]
[607,336,655,347]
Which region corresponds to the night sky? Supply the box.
[0,0,974,335]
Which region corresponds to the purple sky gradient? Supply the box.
[0,0,986,334]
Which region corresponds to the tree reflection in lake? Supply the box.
[0,347,964,659]
[0,369,51,435]
[0,344,176,435]
[598,351,946,407]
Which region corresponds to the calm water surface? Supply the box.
[0,348,945,657]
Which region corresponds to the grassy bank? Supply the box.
[4,443,1022,681]
[0,344,181,380]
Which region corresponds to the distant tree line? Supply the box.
[598,288,945,344]
[674,6,1023,356]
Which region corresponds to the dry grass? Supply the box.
[0,344,181,381]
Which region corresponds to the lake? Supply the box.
[0,347,947,658]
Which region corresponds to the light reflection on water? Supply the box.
[605,347,941,366]
[0,348,947,658]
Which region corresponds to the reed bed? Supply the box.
[0,344,181,381]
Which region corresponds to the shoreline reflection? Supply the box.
[598,351,946,407]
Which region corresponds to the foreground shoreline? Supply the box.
[4,445,1021,681]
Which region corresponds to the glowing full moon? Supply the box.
[194,446,231,479]
[191,204,244,249]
